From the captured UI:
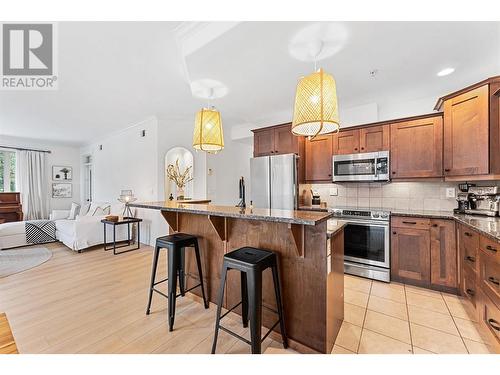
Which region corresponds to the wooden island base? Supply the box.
[131,202,345,354]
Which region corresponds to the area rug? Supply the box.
[0,246,52,278]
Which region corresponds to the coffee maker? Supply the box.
[465,186,500,217]
[455,192,471,214]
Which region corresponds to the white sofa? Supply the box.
[0,202,130,252]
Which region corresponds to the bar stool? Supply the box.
[146,233,209,331]
[211,247,288,354]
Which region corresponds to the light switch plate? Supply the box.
[329,187,338,196]
[446,187,456,198]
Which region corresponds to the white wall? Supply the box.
[0,135,81,213]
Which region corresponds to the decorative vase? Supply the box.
[176,186,185,200]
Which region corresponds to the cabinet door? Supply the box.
[359,125,390,153]
[332,129,360,155]
[443,84,489,176]
[391,227,430,286]
[391,116,443,178]
[274,124,298,155]
[305,135,333,182]
[430,219,457,290]
[253,128,275,157]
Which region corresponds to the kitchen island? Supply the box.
[130,201,344,353]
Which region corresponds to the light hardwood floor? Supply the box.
[0,242,285,354]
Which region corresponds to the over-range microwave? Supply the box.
[332,151,390,182]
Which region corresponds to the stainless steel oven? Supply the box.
[332,151,389,182]
[331,208,390,282]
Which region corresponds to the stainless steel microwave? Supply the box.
[332,151,390,182]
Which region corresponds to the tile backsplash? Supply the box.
[300,181,500,211]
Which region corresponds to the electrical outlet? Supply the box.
[329,187,338,196]
[446,187,456,198]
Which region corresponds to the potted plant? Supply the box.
[166,159,193,200]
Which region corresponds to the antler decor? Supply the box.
[166,159,193,189]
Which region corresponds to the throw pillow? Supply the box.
[68,202,81,220]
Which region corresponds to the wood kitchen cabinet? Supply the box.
[391,216,457,291]
[253,123,301,157]
[305,134,333,182]
[430,219,457,290]
[332,125,389,155]
[390,115,443,179]
[435,76,500,179]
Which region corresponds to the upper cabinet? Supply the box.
[436,76,500,179]
[305,134,333,182]
[332,129,359,155]
[390,115,443,179]
[332,125,389,155]
[252,123,299,157]
[359,125,390,153]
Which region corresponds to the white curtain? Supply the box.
[17,150,48,220]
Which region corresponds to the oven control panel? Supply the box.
[331,208,390,221]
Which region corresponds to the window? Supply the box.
[0,150,16,192]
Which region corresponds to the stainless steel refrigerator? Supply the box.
[250,153,298,210]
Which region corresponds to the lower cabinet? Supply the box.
[391,216,457,292]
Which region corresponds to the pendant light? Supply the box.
[291,42,340,138]
[192,89,224,154]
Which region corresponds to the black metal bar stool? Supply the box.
[211,247,287,354]
[146,233,209,331]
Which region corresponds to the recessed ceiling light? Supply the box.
[437,68,455,77]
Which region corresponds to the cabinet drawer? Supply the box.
[479,291,500,349]
[392,216,430,230]
[462,265,478,308]
[480,236,500,263]
[460,226,479,273]
[480,252,500,309]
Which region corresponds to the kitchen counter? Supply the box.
[390,209,455,219]
[131,201,343,354]
[327,219,347,238]
[131,201,334,226]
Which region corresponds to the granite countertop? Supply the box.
[390,209,455,219]
[130,201,334,226]
[327,220,347,238]
[298,205,329,212]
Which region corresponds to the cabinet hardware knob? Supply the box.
[392,171,396,175]
[486,245,497,253]
[354,148,358,151]
[275,150,279,153]
[361,147,364,150]
[466,288,475,296]
[488,276,500,286]
[444,168,451,172]
[432,224,438,227]
[464,232,473,237]
[465,255,476,263]
[392,231,397,235]
[328,174,332,177]
[402,221,417,225]
[488,319,500,331]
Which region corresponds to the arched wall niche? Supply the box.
[165,147,194,200]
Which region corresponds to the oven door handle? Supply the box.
[343,219,389,226]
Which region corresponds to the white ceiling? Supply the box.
[1,21,499,145]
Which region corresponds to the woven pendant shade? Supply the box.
[291,68,340,137]
[193,108,224,153]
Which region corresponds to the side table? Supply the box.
[101,217,142,255]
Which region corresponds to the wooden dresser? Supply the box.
[0,192,23,223]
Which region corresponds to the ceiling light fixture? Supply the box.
[192,89,224,154]
[291,41,340,139]
[437,68,455,77]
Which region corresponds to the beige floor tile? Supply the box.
[371,281,406,303]
[363,310,411,344]
[344,275,372,294]
[412,346,435,354]
[264,341,298,354]
[367,295,408,320]
[410,323,468,354]
[405,284,443,299]
[406,291,448,314]
[344,288,369,308]
[334,321,362,353]
[444,299,478,321]
[441,292,464,304]
[331,345,356,354]
[407,305,459,336]
[463,338,496,354]
[453,317,492,344]
[344,303,366,327]
[358,329,412,354]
